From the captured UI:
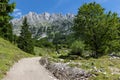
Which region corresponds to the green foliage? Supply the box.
[34,47,59,58]
[47,22,72,53]
[63,33,76,48]
[12,34,19,44]
[73,2,120,58]
[52,32,62,54]
[34,38,54,48]
[70,40,85,56]
[78,56,120,80]
[17,17,34,54]
[0,0,15,41]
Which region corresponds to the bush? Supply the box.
[70,40,85,56]
[35,38,54,48]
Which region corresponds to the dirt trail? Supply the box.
[2,57,57,80]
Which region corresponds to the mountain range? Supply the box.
[11,12,74,39]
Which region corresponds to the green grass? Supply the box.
[34,47,55,56]
[34,47,62,58]
[67,56,120,80]
[0,38,33,79]
[34,47,120,80]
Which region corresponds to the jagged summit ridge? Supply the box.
[11,12,74,38]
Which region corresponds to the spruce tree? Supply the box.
[17,17,34,54]
[0,0,15,41]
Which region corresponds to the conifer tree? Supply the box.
[17,17,34,54]
[0,0,15,41]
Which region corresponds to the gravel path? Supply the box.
[2,57,57,80]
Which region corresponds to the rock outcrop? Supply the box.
[39,58,92,80]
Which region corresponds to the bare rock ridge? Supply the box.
[11,12,74,39]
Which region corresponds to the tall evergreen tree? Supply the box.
[73,2,120,58]
[0,0,15,41]
[17,17,34,54]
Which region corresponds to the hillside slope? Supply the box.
[0,38,32,79]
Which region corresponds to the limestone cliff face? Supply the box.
[11,12,74,39]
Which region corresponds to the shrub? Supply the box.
[70,40,85,56]
[35,38,54,48]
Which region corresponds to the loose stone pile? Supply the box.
[40,58,92,80]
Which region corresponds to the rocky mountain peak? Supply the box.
[11,12,74,38]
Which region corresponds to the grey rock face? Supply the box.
[39,58,92,80]
[11,12,74,38]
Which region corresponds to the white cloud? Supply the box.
[14,8,21,12]
[14,12,22,17]
[13,8,22,18]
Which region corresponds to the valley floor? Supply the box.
[2,57,57,80]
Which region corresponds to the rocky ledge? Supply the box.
[39,58,92,80]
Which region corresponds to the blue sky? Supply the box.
[10,0,120,18]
